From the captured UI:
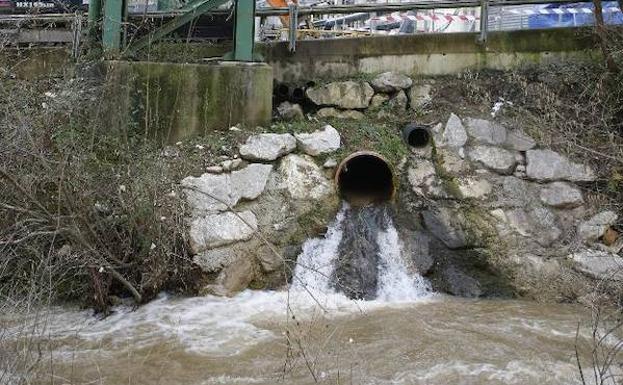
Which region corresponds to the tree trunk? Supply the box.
[593,0,620,73]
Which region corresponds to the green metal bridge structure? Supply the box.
[86,0,608,62]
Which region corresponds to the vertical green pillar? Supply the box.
[87,0,102,38]
[233,0,255,61]
[103,0,123,51]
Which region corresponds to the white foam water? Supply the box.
[290,204,347,294]
[291,203,432,302]
[6,204,434,361]
[376,217,432,301]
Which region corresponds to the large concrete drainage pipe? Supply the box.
[336,151,395,205]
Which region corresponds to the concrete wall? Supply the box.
[0,48,72,79]
[105,61,273,143]
[260,28,599,82]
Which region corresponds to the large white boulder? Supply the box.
[182,163,272,214]
[369,72,413,93]
[306,81,374,109]
[189,210,258,253]
[442,113,468,148]
[526,149,595,182]
[577,211,618,242]
[239,133,296,161]
[468,145,517,174]
[295,125,341,156]
[278,154,333,200]
[539,182,584,208]
[570,249,623,282]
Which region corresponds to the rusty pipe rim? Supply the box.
[335,151,396,203]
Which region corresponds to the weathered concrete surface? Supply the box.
[261,28,598,82]
[0,48,72,79]
[104,60,273,144]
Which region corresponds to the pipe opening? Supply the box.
[276,83,290,99]
[403,124,431,148]
[291,87,305,102]
[336,152,394,205]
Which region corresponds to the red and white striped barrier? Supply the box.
[507,6,621,15]
[370,12,477,24]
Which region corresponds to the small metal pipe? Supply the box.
[402,124,431,148]
[290,87,305,102]
[275,83,291,100]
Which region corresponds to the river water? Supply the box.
[2,205,594,385]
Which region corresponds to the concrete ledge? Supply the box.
[260,27,600,82]
[105,60,273,143]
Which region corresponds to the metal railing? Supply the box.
[1,0,621,47]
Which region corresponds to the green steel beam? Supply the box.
[102,0,123,51]
[87,0,102,39]
[126,0,230,55]
[232,0,255,61]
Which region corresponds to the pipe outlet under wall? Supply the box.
[335,151,395,206]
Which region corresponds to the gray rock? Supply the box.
[278,154,333,200]
[408,84,433,111]
[443,113,468,148]
[239,133,296,161]
[465,118,507,146]
[203,255,256,297]
[295,124,341,156]
[323,158,338,168]
[498,176,535,207]
[193,245,242,272]
[577,211,618,242]
[388,90,408,110]
[442,266,482,297]
[457,177,492,199]
[408,84,432,110]
[221,158,243,172]
[205,165,223,174]
[277,101,304,121]
[182,163,273,214]
[306,81,374,109]
[570,250,623,282]
[370,93,389,108]
[400,230,434,275]
[503,207,562,246]
[468,145,517,174]
[505,129,536,151]
[316,107,365,120]
[369,72,413,93]
[436,148,470,174]
[407,160,447,198]
[525,149,596,182]
[189,210,257,253]
[422,207,469,249]
[539,182,584,208]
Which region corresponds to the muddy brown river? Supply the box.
[4,292,592,385]
[1,208,603,385]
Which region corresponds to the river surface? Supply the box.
[4,294,588,385]
[1,204,595,385]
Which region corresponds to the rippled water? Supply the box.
[4,294,588,385]
[1,205,594,384]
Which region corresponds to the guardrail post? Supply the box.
[478,0,488,44]
[288,2,298,53]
